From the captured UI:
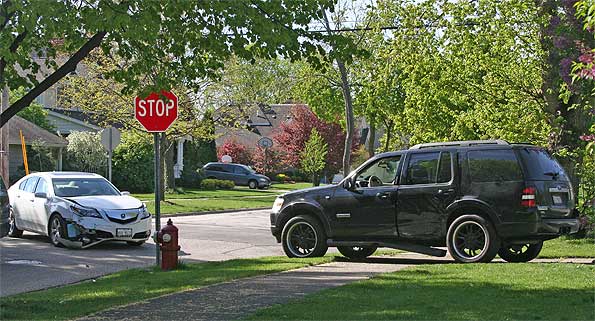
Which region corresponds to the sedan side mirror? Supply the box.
[121,191,131,196]
[34,192,47,199]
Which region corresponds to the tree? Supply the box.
[274,104,358,178]
[65,131,106,173]
[112,131,154,193]
[252,146,285,177]
[216,139,254,166]
[300,128,328,186]
[9,87,54,132]
[0,1,344,127]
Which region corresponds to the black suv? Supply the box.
[270,140,579,263]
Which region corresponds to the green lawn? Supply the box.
[248,263,595,321]
[0,256,337,321]
[539,236,594,258]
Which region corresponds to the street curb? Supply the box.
[159,207,270,218]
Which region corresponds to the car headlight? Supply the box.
[140,205,151,219]
[70,205,102,218]
[272,197,284,213]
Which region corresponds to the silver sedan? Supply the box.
[7,172,151,248]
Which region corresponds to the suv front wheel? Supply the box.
[498,241,543,263]
[447,215,500,263]
[282,215,328,258]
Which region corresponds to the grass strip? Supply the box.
[147,197,276,215]
[0,255,336,321]
[248,263,595,320]
[539,236,594,258]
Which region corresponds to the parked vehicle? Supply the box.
[0,179,9,238]
[7,172,151,248]
[270,140,579,263]
[202,162,271,189]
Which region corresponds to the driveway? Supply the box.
[0,209,282,297]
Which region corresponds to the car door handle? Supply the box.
[437,188,455,196]
[376,192,390,200]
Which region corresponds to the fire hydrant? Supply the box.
[157,219,180,270]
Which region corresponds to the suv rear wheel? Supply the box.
[282,215,328,258]
[337,246,377,260]
[447,215,499,263]
[498,241,543,263]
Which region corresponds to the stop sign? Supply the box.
[135,90,178,132]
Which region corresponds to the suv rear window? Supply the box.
[517,148,569,181]
[468,149,522,182]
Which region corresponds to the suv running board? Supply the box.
[327,239,447,257]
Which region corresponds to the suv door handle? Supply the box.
[376,192,390,200]
[437,188,455,196]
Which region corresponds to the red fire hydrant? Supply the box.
[157,219,180,270]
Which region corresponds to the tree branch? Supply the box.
[1,31,107,127]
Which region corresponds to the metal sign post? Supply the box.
[101,127,121,182]
[153,132,161,266]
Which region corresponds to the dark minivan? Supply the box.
[202,162,271,189]
[270,140,579,263]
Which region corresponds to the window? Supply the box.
[234,166,249,175]
[24,177,39,193]
[437,152,452,183]
[52,178,120,197]
[19,178,29,191]
[518,148,569,181]
[207,165,224,172]
[468,149,522,182]
[356,156,401,187]
[404,152,440,185]
[35,179,48,194]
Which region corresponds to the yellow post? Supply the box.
[19,130,29,175]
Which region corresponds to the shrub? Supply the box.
[200,179,235,190]
[112,131,154,193]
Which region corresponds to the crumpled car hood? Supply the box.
[65,195,143,210]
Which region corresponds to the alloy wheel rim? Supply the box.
[8,210,15,234]
[51,217,61,244]
[286,221,317,257]
[452,221,488,260]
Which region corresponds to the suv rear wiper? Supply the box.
[544,171,559,180]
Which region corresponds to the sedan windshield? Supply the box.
[52,178,120,197]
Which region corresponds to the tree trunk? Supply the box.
[336,59,355,176]
[384,119,393,153]
[367,122,375,157]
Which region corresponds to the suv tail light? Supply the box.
[521,187,536,208]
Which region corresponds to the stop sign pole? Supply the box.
[135,90,178,266]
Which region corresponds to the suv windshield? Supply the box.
[518,148,569,181]
[52,178,120,197]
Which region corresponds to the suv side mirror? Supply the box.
[34,192,47,199]
[342,177,354,190]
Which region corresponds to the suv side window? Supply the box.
[404,152,452,185]
[468,149,522,182]
[356,156,401,187]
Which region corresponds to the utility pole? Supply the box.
[0,86,9,186]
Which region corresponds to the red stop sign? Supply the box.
[134,90,178,132]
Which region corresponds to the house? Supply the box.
[4,116,68,183]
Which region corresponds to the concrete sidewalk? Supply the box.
[78,255,594,321]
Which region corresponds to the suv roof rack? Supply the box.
[409,140,509,150]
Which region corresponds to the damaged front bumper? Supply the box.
[58,216,152,249]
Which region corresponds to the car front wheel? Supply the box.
[8,209,23,237]
[337,246,377,260]
[447,215,499,263]
[248,180,258,189]
[282,215,328,258]
[48,214,66,247]
[498,241,543,263]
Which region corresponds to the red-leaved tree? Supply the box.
[274,105,359,176]
[217,139,254,165]
[252,146,285,177]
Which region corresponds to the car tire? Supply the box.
[127,241,145,246]
[337,246,377,260]
[447,214,499,263]
[8,208,23,238]
[282,215,328,258]
[498,241,543,263]
[48,214,66,247]
[248,180,258,189]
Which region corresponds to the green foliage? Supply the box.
[177,139,217,188]
[200,179,235,190]
[65,131,106,173]
[300,128,328,179]
[9,87,54,132]
[112,131,154,193]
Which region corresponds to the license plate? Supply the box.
[116,228,132,238]
[552,195,563,205]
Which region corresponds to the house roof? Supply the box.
[7,116,68,147]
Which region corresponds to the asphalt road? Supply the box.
[0,209,283,297]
